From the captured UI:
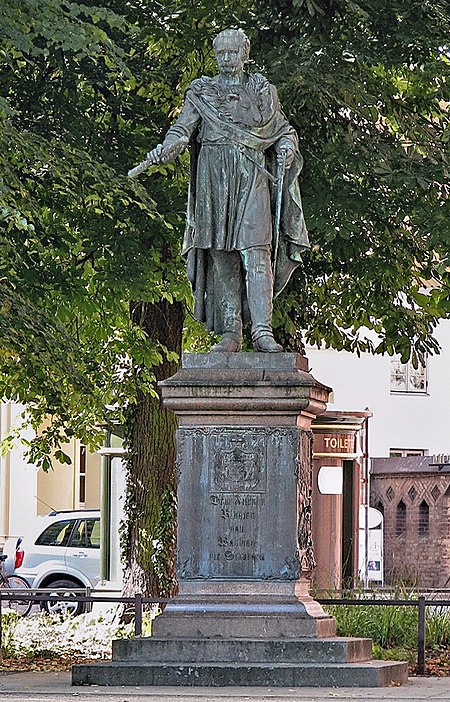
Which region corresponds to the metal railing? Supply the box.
[316,595,441,675]
[0,588,170,648]
[0,589,448,675]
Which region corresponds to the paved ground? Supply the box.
[0,673,449,702]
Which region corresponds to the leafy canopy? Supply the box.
[0,0,449,466]
[0,0,195,464]
[249,0,449,362]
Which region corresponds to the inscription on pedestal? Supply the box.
[177,426,301,581]
[209,491,265,566]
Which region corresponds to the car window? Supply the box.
[69,519,86,548]
[68,518,100,549]
[87,519,100,549]
[35,520,75,547]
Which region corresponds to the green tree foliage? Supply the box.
[0,0,246,596]
[0,0,449,595]
[247,0,449,362]
[0,0,172,460]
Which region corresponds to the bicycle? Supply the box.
[0,553,32,616]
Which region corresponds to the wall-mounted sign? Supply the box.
[313,432,357,458]
[358,506,384,584]
[317,465,343,495]
[359,506,383,529]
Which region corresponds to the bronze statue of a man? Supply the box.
[143,28,309,352]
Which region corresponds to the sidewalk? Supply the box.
[1,672,449,702]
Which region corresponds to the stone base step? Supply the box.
[151,610,336,639]
[112,636,373,664]
[72,659,408,688]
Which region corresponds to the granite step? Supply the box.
[112,636,373,664]
[72,659,408,688]
[150,610,336,639]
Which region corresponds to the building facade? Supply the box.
[307,318,450,587]
[306,319,450,458]
[371,457,450,588]
[0,402,101,549]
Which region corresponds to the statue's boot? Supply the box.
[244,247,283,354]
[210,250,243,353]
[253,335,283,353]
[210,333,242,353]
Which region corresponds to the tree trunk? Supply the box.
[122,299,184,599]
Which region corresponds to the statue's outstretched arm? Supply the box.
[129,94,201,177]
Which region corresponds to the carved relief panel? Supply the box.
[176,426,313,581]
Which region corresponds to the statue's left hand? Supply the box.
[278,146,295,169]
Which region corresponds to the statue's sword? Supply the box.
[272,150,287,284]
[127,156,154,179]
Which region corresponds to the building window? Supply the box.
[390,449,427,458]
[396,500,406,537]
[390,356,427,394]
[79,444,86,505]
[418,501,429,538]
[386,486,395,502]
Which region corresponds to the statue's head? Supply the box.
[213,28,250,76]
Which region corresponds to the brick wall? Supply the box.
[371,473,450,588]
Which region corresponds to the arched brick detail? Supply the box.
[371,468,450,587]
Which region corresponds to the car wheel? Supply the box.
[40,579,86,617]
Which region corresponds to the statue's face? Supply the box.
[214,36,246,77]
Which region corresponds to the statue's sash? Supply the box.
[186,91,294,153]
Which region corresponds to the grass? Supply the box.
[325,602,420,648]
[322,590,450,674]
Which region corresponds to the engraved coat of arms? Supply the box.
[211,431,266,492]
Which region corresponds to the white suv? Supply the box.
[3,509,101,615]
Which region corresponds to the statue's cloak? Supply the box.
[179,75,310,334]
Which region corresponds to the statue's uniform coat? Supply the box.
[162,73,310,334]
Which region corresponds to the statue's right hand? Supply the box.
[146,144,164,165]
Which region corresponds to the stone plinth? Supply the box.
[154,352,334,639]
[159,352,327,422]
[72,353,408,688]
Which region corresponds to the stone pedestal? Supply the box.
[153,352,334,639]
[72,353,408,688]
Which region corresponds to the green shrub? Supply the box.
[0,610,21,657]
[426,610,450,649]
[323,601,450,652]
[1,608,135,659]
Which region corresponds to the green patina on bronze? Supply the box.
[130,28,309,353]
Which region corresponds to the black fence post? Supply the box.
[134,593,142,637]
[0,592,3,661]
[417,595,426,675]
[86,587,92,614]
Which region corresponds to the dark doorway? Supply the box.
[341,460,355,587]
